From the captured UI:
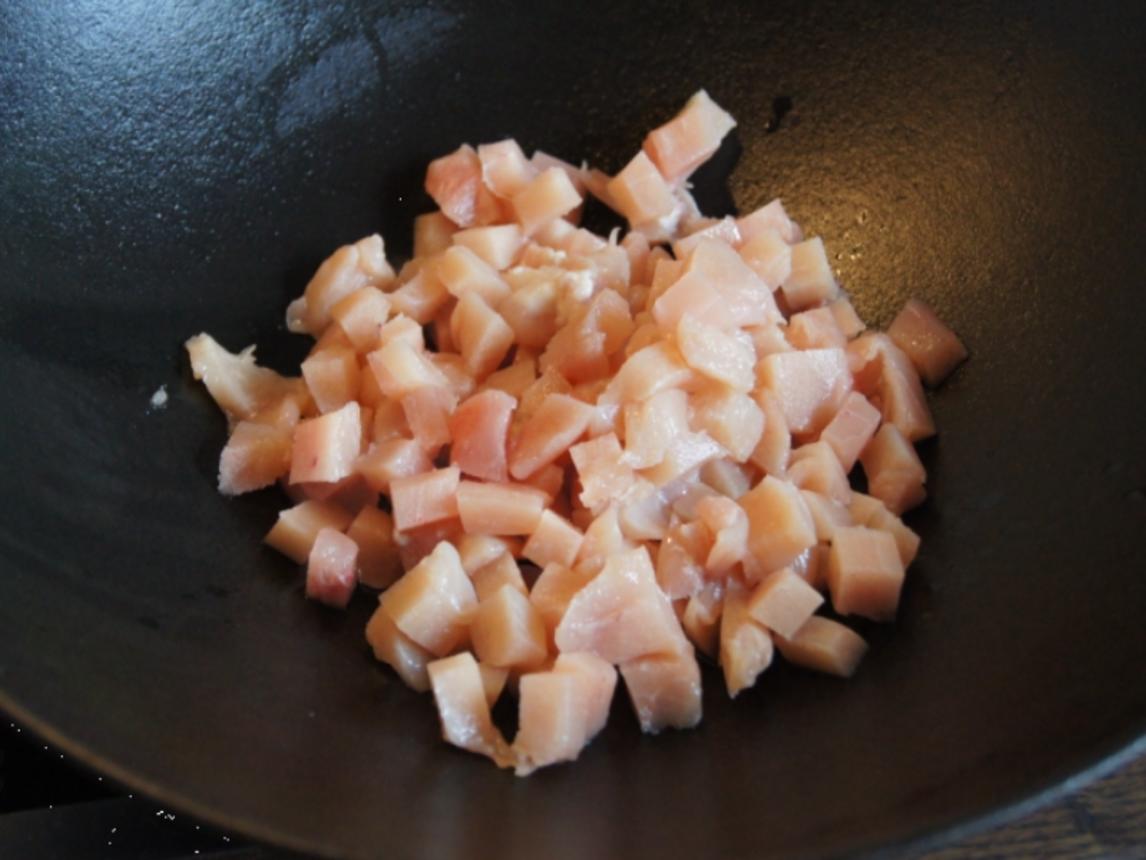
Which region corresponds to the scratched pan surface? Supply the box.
[1,1,1145,858]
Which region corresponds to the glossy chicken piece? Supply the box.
[264,500,354,564]
[522,509,584,568]
[482,355,537,400]
[452,224,524,271]
[887,298,968,386]
[554,546,688,663]
[355,438,432,495]
[399,385,455,456]
[681,580,724,658]
[346,506,402,589]
[448,389,515,483]
[828,526,906,621]
[330,287,391,354]
[820,391,882,473]
[576,505,631,567]
[436,245,510,307]
[697,495,749,576]
[499,271,561,349]
[367,339,449,400]
[701,458,753,499]
[456,533,520,574]
[509,393,594,480]
[737,228,792,289]
[512,167,583,235]
[756,347,851,436]
[425,144,486,229]
[828,297,866,338]
[642,89,736,184]
[737,199,801,245]
[620,649,703,733]
[860,423,927,515]
[607,150,679,228]
[427,652,512,766]
[848,333,936,442]
[529,562,596,636]
[389,466,461,531]
[456,481,547,536]
[788,307,847,350]
[289,401,362,485]
[677,315,755,391]
[720,580,774,697]
[387,267,450,324]
[379,540,476,656]
[739,475,817,577]
[294,234,394,335]
[690,386,765,463]
[653,239,777,331]
[621,388,689,470]
[672,216,742,261]
[655,520,709,599]
[305,527,359,609]
[775,616,867,678]
[788,441,852,505]
[749,390,791,477]
[185,334,307,424]
[449,291,514,380]
[218,420,292,495]
[568,433,635,512]
[470,552,529,601]
[781,237,840,311]
[799,490,853,543]
[745,567,823,638]
[301,345,360,414]
[413,211,457,258]
[470,585,549,670]
[365,603,433,692]
[477,139,537,199]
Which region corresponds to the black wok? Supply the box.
[1,1,1144,857]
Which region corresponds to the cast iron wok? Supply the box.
[1,0,1144,857]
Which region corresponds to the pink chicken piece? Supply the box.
[720,580,774,697]
[676,315,756,392]
[775,616,868,678]
[367,339,449,400]
[653,239,777,332]
[828,526,906,621]
[470,552,528,602]
[690,386,766,463]
[512,167,583,235]
[388,267,451,324]
[452,224,524,271]
[570,433,636,512]
[781,237,840,312]
[508,393,594,480]
[887,298,968,386]
[413,211,457,258]
[788,307,847,350]
[737,228,792,290]
[394,519,465,571]
[655,520,709,600]
[607,151,679,228]
[604,341,693,405]
[860,423,927,515]
[470,585,549,670]
[701,458,753,499]
[346,506,402,589]
[456,481,547,536]
[737,199,801,245]
[293,234,394,335]
[672,216,742,261]
[289,401,362,485]
[620,650,703,733]
[330,287,391,354]
[427,652,513,766]
[739,475,817,578]
[478,139,537,199]
[264,500,354,565]
[218,420,293,495]
[621,388,690,470]
[522,510,584,568]
[530,562,597,635]
[828,297,866,338]
[820,391,882,473]
[449,389,515,483]
[745,567,824,638]
[425,144,497,229]
[642,89,737,184]
[788,441,852,505]
[456,533,520,574]
[800,490,853,542]
[436,244,511,306]
[305,527,359,609]
[379,540,476,656]
[749,390,791,478]
[185,334,307,424]
[450,291,515,380]
[365,603,434,692]
[848,333,936,442]
[757,347,851,436]
[681,580,724,657]
[482,356,537,400]
[355,437,432,495]
[696,495,749,576]
[513,653,617,776]
[400,385,456,455]
[554,546,688,664]
[389,466,461,532]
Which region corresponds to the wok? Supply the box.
[1,0,1144,857]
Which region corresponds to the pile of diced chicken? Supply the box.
[186,90,967,775]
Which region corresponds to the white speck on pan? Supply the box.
[149,385,168,410]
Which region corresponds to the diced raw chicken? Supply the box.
[521,461,565,503]
[616,480,672,541]
[887,298,968,386]
[570,433,636,512]
[737,199,800,245]
[746,323,793,358]
[620,650,702,733]
[289,401,362,485]
[860,424,927,515]
[828,297,866,338]
[828,526,906,621]
[471,552,529,601]
[530,151,587,197]
[749,390,790,477]
[393,519,465,571]
[781,237,840,311]
[218,420,293,495]
[655,521,708,599]
[756,347,851,436]
[448,389,515,483]
[737,228,792,289]
[530,562,596,635]
[513,653,617,775]
[449,291,514,380]
[366,603,433,692]
[425,145,489,229]
[427,652,512,765]
[604,341,693,406]
[745,567,823,638]
[576,505,631,567]
[848,333,936,441]
[696,495,749,576]
[869,505,921,566]
[346,506,402,589]
[377,314,426,351]
[522,509,583,568]
[512,167,582,235]
[367,339,449,400]
[653,240,777,331]
[775,616,867,678]
[388,267,451,324]
[470,585,549,670]
[620,388,688,469]
[517,367,573,423]
[677,315,755,391]
[700,458,753,499]
[788,307,847,350]
[457,481,547,536]
[305,527,359,608]
[379,541,476,656]
[478,139,537,199]
[482,356,537,400]
[820,391,882,473]
[389,466,461,531]
[331,287,391,354]
[185,334,307,423]
[398,385,454,453]
[739,475,817,576]
[788,441,852,505]
[264,500,354,564]
[478,663,509,708]
[302,346,360,414]
[642,89,736,184]
[452,224,524,271]
[426,352,477,402]
[294,235,394,335]
[456,533,519,574]
[355,437,432,494]
[555,546,688,663]
[640,430,726,488]
[800,490,853,542]
[436,245,510,307]
[499,274,561,349]
[719,580,774,697]
[673,216,742,261]
[413,211,458,258]
[690,386,765,462]
[607,151,679,228]
[509,393,593,480]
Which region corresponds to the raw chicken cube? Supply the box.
[301,346,360,414]
[425,144,486,229]
[887,298,968,386]
[720,581,774,697]
[264,500,354,564]
[355,438,432,494]
[388,267,451,324]
[508,393,594,480]
[820,391,881,473]
[456,533,520,574]
[530,562,597,634]
[860,424,927,515]
[498,274,561,349]
[677,315,755,391]
[449,389,515,483]
[576,505,632,566]
[330,287,391,354]
[570,433,636,511]
[848,333,936,442]
[799,490,853,542]
[365,603,433,692]
[620,650,703,733]
[653,240,777,331]
[389,466,461,531]
[289,401,362,485]
[470,585,549,670]
[696,495,749,576]
[781,237,840,311]
[681,580,723,657]
[749,390,791,477]
[828,526,906,621]
[413,211,457,258]
[393,519,465,571]
[295,235,394,335]
[522,510,584,568]
[607,151,679,227]
[552,653,617,738]
[745,567,824,638]
[739,475,817,576]
[757,347,851,436]
[775,616,868,677]
[427,652,512,765]
[452,224,524,271]
[450,291,515,379]
[512,167,582,235]
[788,307,847,350]
[367,339,449,400]
[700,458,753,499]
[689,386,765,463]
[346,506,402,589]
[379,541,476,656]
[788,441,852,505]
[672,216,741,261]
[218,420,292,495]
[642,89,736,184]
[656,521,709,599]
[456,481,547,536]
[478,139,537,199]
[185,334,307,423]
[399,385,456,455]
[737,228,792,289]
[377,314,426,351]
[869,505,921,566]
[471,552,529,601]
[737,199,800,245]
[305,527,359,608]
[482,356,537,400]
[621,388,690,469]
[604,341,693,405]
[436,245,511,307]
[828,297,866,338]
